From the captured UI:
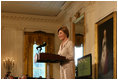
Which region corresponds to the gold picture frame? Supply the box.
[95,12,117,79]
[72,13,86,56]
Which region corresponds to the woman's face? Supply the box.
[58,30,67,40]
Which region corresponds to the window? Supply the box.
[33,43,46,78]
[74,44,83,66]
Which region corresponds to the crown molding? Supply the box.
[1,2,95,22]
[1,1,73,22]
[1,1,95,22]
[1,12,58,22]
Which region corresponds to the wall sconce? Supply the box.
[3,57,15,75]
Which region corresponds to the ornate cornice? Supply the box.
[1,2,72,22]
[1,12,58,22]
[2,2,95,23]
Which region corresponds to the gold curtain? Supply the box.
[23,31,54,77]
[46,34,54,78]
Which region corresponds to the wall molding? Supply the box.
[1,12,58,22]
[1,2,72,22]
[1,24,25,31]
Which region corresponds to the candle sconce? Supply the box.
[3,57,15,76]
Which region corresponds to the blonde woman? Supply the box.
[58,26,75,79]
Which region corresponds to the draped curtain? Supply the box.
[23,31,54,78]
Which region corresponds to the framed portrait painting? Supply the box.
[95,12,117,79]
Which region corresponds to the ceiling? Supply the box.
[1,1,66,16]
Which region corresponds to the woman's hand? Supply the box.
[60,59,69,66]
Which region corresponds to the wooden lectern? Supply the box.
[34,53,69,79]
[35,53,68,63]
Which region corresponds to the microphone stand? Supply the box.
[38,47,42,60]
[39,47,42,53]
[35,47,42,63]
[36,46,50,79]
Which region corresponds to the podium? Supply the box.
[35,53,68,63]
[34,53,69,79]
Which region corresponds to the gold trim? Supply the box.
[113,11,117,79]
[72,23,75,45]
[83,13,86,56]
[45,46,47,78]
[95,23,98,78]
[72,13,85,56]
[72,13,86,78]
[70,17,75,78]
[95,11,117,79]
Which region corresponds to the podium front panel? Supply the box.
[36,53,68,63]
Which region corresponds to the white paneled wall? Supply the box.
[1,27,24,77]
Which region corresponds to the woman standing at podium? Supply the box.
[58,26,75,79]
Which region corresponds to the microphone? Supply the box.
[36,42,47,50]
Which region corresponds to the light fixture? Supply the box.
[3,57,15,76]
